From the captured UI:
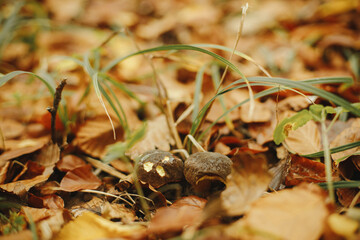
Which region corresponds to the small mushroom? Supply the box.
[184,152,232,196]
[136,150,184,188]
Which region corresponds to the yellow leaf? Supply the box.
[54,211,145,240]
[226,184,329,240]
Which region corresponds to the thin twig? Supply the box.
[47,79,67,145]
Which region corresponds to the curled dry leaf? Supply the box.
[226,184,329,240]
[0,118,25,139]
[330,118,360,161]
[0,142,46,168]
[28,193,64,209]
[283,111,322,155]
[35,141,61,176]
[219,151,272,217]
[0,174,50,197]
[72,115,124,159]
[59,165,101,192]
[336,188,360,207]
[148,196,207,238]
[54,211,146,240]
[285,155,332,186]
[126,115,175,159]
[57,155,87,172]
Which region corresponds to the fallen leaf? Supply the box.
[101,202,136,223]
[218,151,272,216]
[73,115,124,158]
[54,211,146,240]
[0,174,50,197]
[0,230,33,240]
[285,155,328,186]
[330,118,360,161]
[0,143,45,168]
[327,213,359,239]
[284,116,322,155]
[59,165,102,192]
[56,155,87,172]
[337,188,360,207]
[126,115,175,159]
[0,118,25,139]
[35,141,60,176]
[226,184,329,240]
[28,193,64,209]
[148,196,207,238]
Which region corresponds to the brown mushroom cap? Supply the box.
[184,152,232,194]
[136,150,184,188]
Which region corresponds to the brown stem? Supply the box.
[47,79,67,145]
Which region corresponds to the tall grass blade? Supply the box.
[302,140,360,158]
[192,64,208,122]
[0,71,55,94]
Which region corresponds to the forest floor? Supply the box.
[0,0,360,239]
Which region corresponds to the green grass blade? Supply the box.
[101,44,247,81]
[0,71,55,95]
[233,77,360,117]
[99,73,145,106]
[302,76,354,85]
[192,64,208,122]
[302,140,360,158]
[197,87,279,141]
[192,43,271,77]
[318,181,360,189]
[100,80,130,136]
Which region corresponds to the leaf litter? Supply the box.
[0,0,360,239]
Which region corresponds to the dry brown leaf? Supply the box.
[0,230,33,240]
[73,115,124,158]
[337,188,360,207]
[330,118,360,161]
[54,211,146,240]
[285,155,327,186]
[148,196,207,238]
[240,100,272,123]
[0,142,45,168]
[28,193,64,209]
[219,151,272,216]
[0,118,25,139]
[35,142,60,176]
[278,95,312,112]
[22,206,71,240]
[56,155,87,172]
[59,165,101,192]
[284,113,322,155]
[226,184,329,240]
[126,115,175,159]
[0,174,49,197]
[101,202,136,223]
[21,206,66,223]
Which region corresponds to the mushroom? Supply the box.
[136,150,184,188]
[184,152,232,196]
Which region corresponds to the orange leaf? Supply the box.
[60,165,101,192]
[148,196,207,238]
[28,193,64,209]
[285,155,328,186]
[227,184,329,240]
[57,155,87,172]
[73,115,124,158]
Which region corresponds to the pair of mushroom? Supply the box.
[135,150,232,195]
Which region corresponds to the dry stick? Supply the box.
[191,3,250,145]
[47,79,67,145]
